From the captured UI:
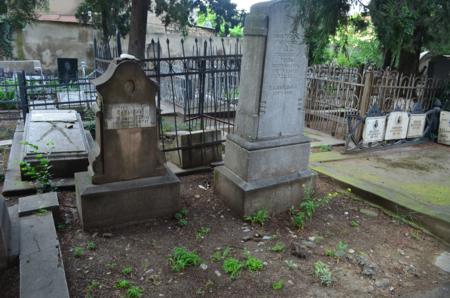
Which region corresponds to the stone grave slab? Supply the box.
[215,0,316,217]
[18,192,59,217]
[438,111,450,145]
[385,111,409,141]
[407,114,427,138]
[363,116,386,144]
[1,196,19,270]
[21,109,90,179]
[75,57,180,231]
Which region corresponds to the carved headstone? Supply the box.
[363,116,386,144]
[21,110,90,178]
[407,114,427,139]
[385,112,409,140]
[214,0,316,217]
[438,111,450,145]
[75,58,180,231]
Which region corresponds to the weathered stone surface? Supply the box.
[21,109,90,178]
[90,59,165,184]
[18,192,59,217]
[214,0,315,216]
[75,169,180,231]
[438,111,450,145]
[434,251,450,273]
[20,212,69,298]
[166,129,223,169]
[0,196,11,270]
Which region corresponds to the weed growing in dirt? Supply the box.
[169,247,202,272]
[223,258,244,279]
[325,241,348,259]
[411,229,421,240]
[196,227,210,240]
[19,141,54,193]
[106,262,117,269]
[115,279,131,289]
[86,280,100,298]
[73,246,84,258]
[272,280,284,290]
[319,144,332,152]
[174,208,188,226]
[244,209,269,226]
[284,260,298,270]
[300,199,317,222]
[127,286,143,298]
[245,255,264,272]
[56,223,65,230]
[350,220,359,227]
[270,242,285,253]
[211,247,231,262]
[314,261,332,286]
[87,241,96,251]
[122,266,133,275]
[290,208,306,229]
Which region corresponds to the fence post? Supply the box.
[355,70,374,141]
[17,71,29,120]
[93,37,98,76]
[116,30,122,57]
[198,41,207,130]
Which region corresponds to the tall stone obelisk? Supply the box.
[215,0,316,216]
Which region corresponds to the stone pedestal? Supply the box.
[214,0,316,217]
[75,57,180,230]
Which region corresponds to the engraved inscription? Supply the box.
[105,103,156,129]
[407,114,426,138]
[385,112,409,140]
[438,111,450,145]
[363,116,386,143]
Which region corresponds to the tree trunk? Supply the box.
[127,0,150,59]
[383,48,392,69]
[398,48,420,75]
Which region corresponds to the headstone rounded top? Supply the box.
[250,0,288,13]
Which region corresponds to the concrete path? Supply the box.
[310,143,450,244]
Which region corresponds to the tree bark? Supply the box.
[398,27,422,75]
[383,48,392,69]
[127,0,150,59]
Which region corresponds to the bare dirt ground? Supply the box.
[4,173,448,298]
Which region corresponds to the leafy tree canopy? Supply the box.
[0,0,48,57]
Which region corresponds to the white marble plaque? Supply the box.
[407,114,426,138]
[363,116,386,143]
[104,103,156,129]
[438,111,450,145]
[30,110,77,122]
[385,112,409,140]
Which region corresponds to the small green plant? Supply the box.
[115,279,131,289]
[34,208,49,216]
[303,184,314,201]
[169,247,202,272]
[411,229,421,241]
[284,259,298,270]
[290,209,306,229]
[270,242,285,253]
[106,262,117,269]
[122,266,133,275]
[319,144,332,152]
[350,220,359,227]
[325,241,348,258]
[300,199,317,222]
[87,241,96,251]
[174,208,188,226]
[73,246,84,258]
[127,286,143,298]
[19,141,54,193]
[314,261,332,286]
[196,227,210,240]
[245,255,264,272]
[272,280,284,290]
[244,209,269,226]
[86,280,100,298]
[211,247,231,262]
[325,248,336,257]
[56,223,66,230]
[223,258,244,280]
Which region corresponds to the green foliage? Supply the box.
[87,241,96,251]
[314,261,332,286]
[169,247,202,272]
[196,227,210,240]
[223,257,244,280]
[272,280,284,290]
[325,241,348,258]
[284,259,298,270]
[86,280,100,298]
[73,246,84,258]
[115,279,131,289]
[211,247,231,262]
[244,209,269,226]
[300,199,317,222]
[350,220,359,227]
[174,208,188,227]
[34,208,49,216]
[127,286,143,298]
[122,266,133,275]
[290,209,306,229]
[270,242,285,253]
[245,255,264,272]
[319,144,332,152]
[195,7,244,37]
[19,141,54,193]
